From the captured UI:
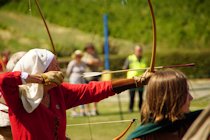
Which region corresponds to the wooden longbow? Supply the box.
[113,0,156,139]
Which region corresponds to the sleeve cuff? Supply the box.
[21,72,29,84]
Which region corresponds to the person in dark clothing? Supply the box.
[123,45,147,112]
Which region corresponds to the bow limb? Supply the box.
[113,1,156,140]
[148,0,156,72]
[34,0,56,55]
[113,119,136,140]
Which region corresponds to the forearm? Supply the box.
[112,77,148,94]
[112,70,153,94]
[24,74,43,84]
[112,78,137,93]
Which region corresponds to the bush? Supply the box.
[59,50,210,79]
[107,50,210,79]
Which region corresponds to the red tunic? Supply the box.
[0,72,115,140]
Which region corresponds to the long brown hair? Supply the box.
[141,69,189,123]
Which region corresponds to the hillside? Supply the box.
[1,0,210,50]
[0,10,134,56]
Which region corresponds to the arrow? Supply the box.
[82,63,195,78]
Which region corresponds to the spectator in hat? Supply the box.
[66,50,87,117]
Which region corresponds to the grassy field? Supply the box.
[66,93,210,140]
[66,99,138,140]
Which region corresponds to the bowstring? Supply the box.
[34,0,56,55]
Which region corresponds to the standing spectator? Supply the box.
[82,43,102,116]
[66,50,87,117]
[0,51,25,140]
[6,51,26,72]
[123,45,147,112]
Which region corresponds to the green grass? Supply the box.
[66,99,140,140]
[1,0,210,57]
[66,95,209,140]
[2,0,210,49]
[190,96,210,110]
[0,10,134,56]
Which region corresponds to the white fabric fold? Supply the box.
[0,103,10,127]
[13,49,54,113]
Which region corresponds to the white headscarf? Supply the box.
[13,49,54,113]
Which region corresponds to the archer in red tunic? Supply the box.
[0,71,115,140]
[0,71,151,140]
